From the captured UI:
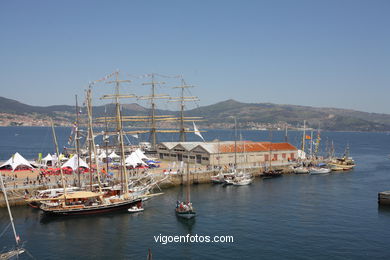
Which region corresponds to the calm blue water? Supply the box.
[1,127,390,259]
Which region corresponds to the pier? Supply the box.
[378,191,390,205]
[0,162,295,207]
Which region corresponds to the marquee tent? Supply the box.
[61,155,89,171]
[0,152,34,171]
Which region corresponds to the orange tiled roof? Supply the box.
[219,142,297,153]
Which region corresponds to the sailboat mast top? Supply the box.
[104,71,135,196]
[138,73,170,149]
[170,78,199,142]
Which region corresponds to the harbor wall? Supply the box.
[1,165,294,208]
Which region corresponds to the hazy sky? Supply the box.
[0,0,389,113]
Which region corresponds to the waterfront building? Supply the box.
[156,141,298,166]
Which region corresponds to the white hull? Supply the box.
[310,168,331,174]
[233,178,253,186]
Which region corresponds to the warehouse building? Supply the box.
[156,141,298,166]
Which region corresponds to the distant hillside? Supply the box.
[186,99,390,131]
[1,96,390,131]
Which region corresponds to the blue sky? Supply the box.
[0,0,389,113]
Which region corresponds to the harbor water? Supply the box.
[1,127,390,259]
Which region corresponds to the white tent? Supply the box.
[125,152,147,167]
[42,153,57,167]
[108,151,120,159]
[42,153,54,161]
[61,155,89,171]
[98,151,107,159]
[0,152,34,171]
[134,148,149,160]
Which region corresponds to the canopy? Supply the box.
[134,148,149,160]
[38,191,102,201]
[42,153,54,161]
[0,152,34,171]
[108,151,120,158]
[125,152,147,167]
[61,155,89,171]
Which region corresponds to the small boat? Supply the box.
[210,171,225,184]
[309,167,331,174]
[328,161,355,171]
[223,176,234,185]
[328,145,356,171]
[233,176,253,186]
[330,165,344,171]
[128,204,144,213]
[175,160,196,219]
[175,201,196,219]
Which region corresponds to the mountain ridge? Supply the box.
[0,96,389,131]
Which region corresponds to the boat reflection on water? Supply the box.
[39,209,130,225]
[176,213,196,231]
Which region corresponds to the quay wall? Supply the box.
[1,165,294,208]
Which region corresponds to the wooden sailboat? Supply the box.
[39,88,141,216]
[328,144,356,171]
[232,133,253,186]
[175,157,196,219]
[0,173,25,259]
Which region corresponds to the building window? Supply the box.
[190,156,195,159]
[171,154,177,157]
[273,154,278,161]
[290,153,295,160]
[282,153,286,159]
[265,155,269,161]
[202,157,209,161]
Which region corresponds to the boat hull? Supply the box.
[176,210,196,219]
[41,198,142,216]
[310,168,331,174]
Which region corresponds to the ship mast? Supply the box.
[0,173,21,248]
[234,117,237,167]
[138,73,169,150]
[301,120,306,153]
[269,130,273,170]
[75,94,81,187]
[86,88,103,194]
[50,119,67,206]
[170,78,199,142]
[103,71,136,197]
[186,154,190,204]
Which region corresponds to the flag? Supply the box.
[193,122,205,142]
[305,135,311,140]
[131,133,139,139]
[16,235,20,243]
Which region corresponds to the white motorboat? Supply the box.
[128,205,144,213]
[309,167,331,174]
[233,177,253,186]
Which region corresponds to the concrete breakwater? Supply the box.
[1,166,294,208]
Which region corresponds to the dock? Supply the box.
[378,191,390,205]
